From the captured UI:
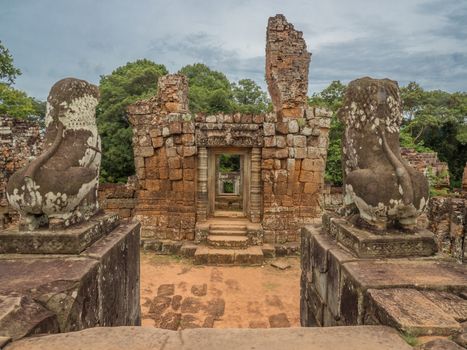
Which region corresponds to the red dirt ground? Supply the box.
[140,252,300,329]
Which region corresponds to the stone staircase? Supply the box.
[194,218,264,265]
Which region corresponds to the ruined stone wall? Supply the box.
[322,184,343,210]
[401,148,450,188]
[261,108,331,242]
[266,14,310,118]
[128,75,197,242]
[262,15,330,243]
[98,181,137,220]
[428,196,466,263]
[0,116,42,227]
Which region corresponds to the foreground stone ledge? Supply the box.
[0,213,119,254]
[300,223,467,335]
[0,221,141,340]
[5,325,412,350]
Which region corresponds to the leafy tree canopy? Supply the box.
[0,41,45,123]
[400,82,467,187]
[231,78,270,114]
[178,63,269,114]
[0,83,45,121]
[308,81,346,185]
[97,59,168,183]
[178,63,233,114]
[0,41,21,85]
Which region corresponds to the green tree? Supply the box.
[0,41,21,85]
[400,83,467,187]
[0,42,45,123]
[231,78,269,114]
[309,81,346,185]
[97,59,168,183]
[0,83,45,122]
[178,63,233,113]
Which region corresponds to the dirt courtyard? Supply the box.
[140,252,301,330]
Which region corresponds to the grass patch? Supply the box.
[400,332,420,347]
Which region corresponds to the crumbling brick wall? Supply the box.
[401,148,450,188]
[262,15,330,242]
[98,179,137,220]
[428,195,466,263]
[128,75,197,241]
[0,115,42,227]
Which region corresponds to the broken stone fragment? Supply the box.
[266,14,311,119]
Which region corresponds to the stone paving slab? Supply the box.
[194,246,263,265]
[5,326,413,350]
[367,288,461,336]
[343,259,467,292]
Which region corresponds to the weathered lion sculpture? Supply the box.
[7,78,101,230]
[339,77,429,230]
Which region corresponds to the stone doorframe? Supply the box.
[196,147,261,223]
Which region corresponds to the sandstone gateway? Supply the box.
[128,15,331,263]
[0,13,466,350]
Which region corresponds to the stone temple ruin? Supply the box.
[128,14,331,263]
[0,13,466,350]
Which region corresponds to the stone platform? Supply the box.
[300,213,467,341]
[322,214,436,258]
[3,325,412,350]
[192,217,265,265]
[0,212,120,254]
[0,217,141,341]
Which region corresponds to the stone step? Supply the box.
[207,235,249,248]
[194,246,264,265]
[367,288,462,336]
[210,224,247,231]
[209,229,247,236]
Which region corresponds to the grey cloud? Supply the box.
[1,0,466,100]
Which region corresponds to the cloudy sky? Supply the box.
[1,0,466,100]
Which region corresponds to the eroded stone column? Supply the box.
[250,147,262,223]
[196,147,208,222]
[266,14,311,118]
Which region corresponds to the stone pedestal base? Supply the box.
[0,212,120,254]
[322,212,437,258]
[300,213,467,339]
[0,216,141,341]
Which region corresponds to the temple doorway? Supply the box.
[208,148,250,218]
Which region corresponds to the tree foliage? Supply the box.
[0,41,21,86]
[309,81,346,185]
[400,83,467,187]
[231,78,269,114]
[0,41,45,122]
[97,59,168,183]
[178,63,233,114]
[0,83,45,121]
[178,64,269,114]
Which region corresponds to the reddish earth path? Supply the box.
[140,253,300,329]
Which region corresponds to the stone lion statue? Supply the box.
[339,77,429,230]
[7,78,101,230]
